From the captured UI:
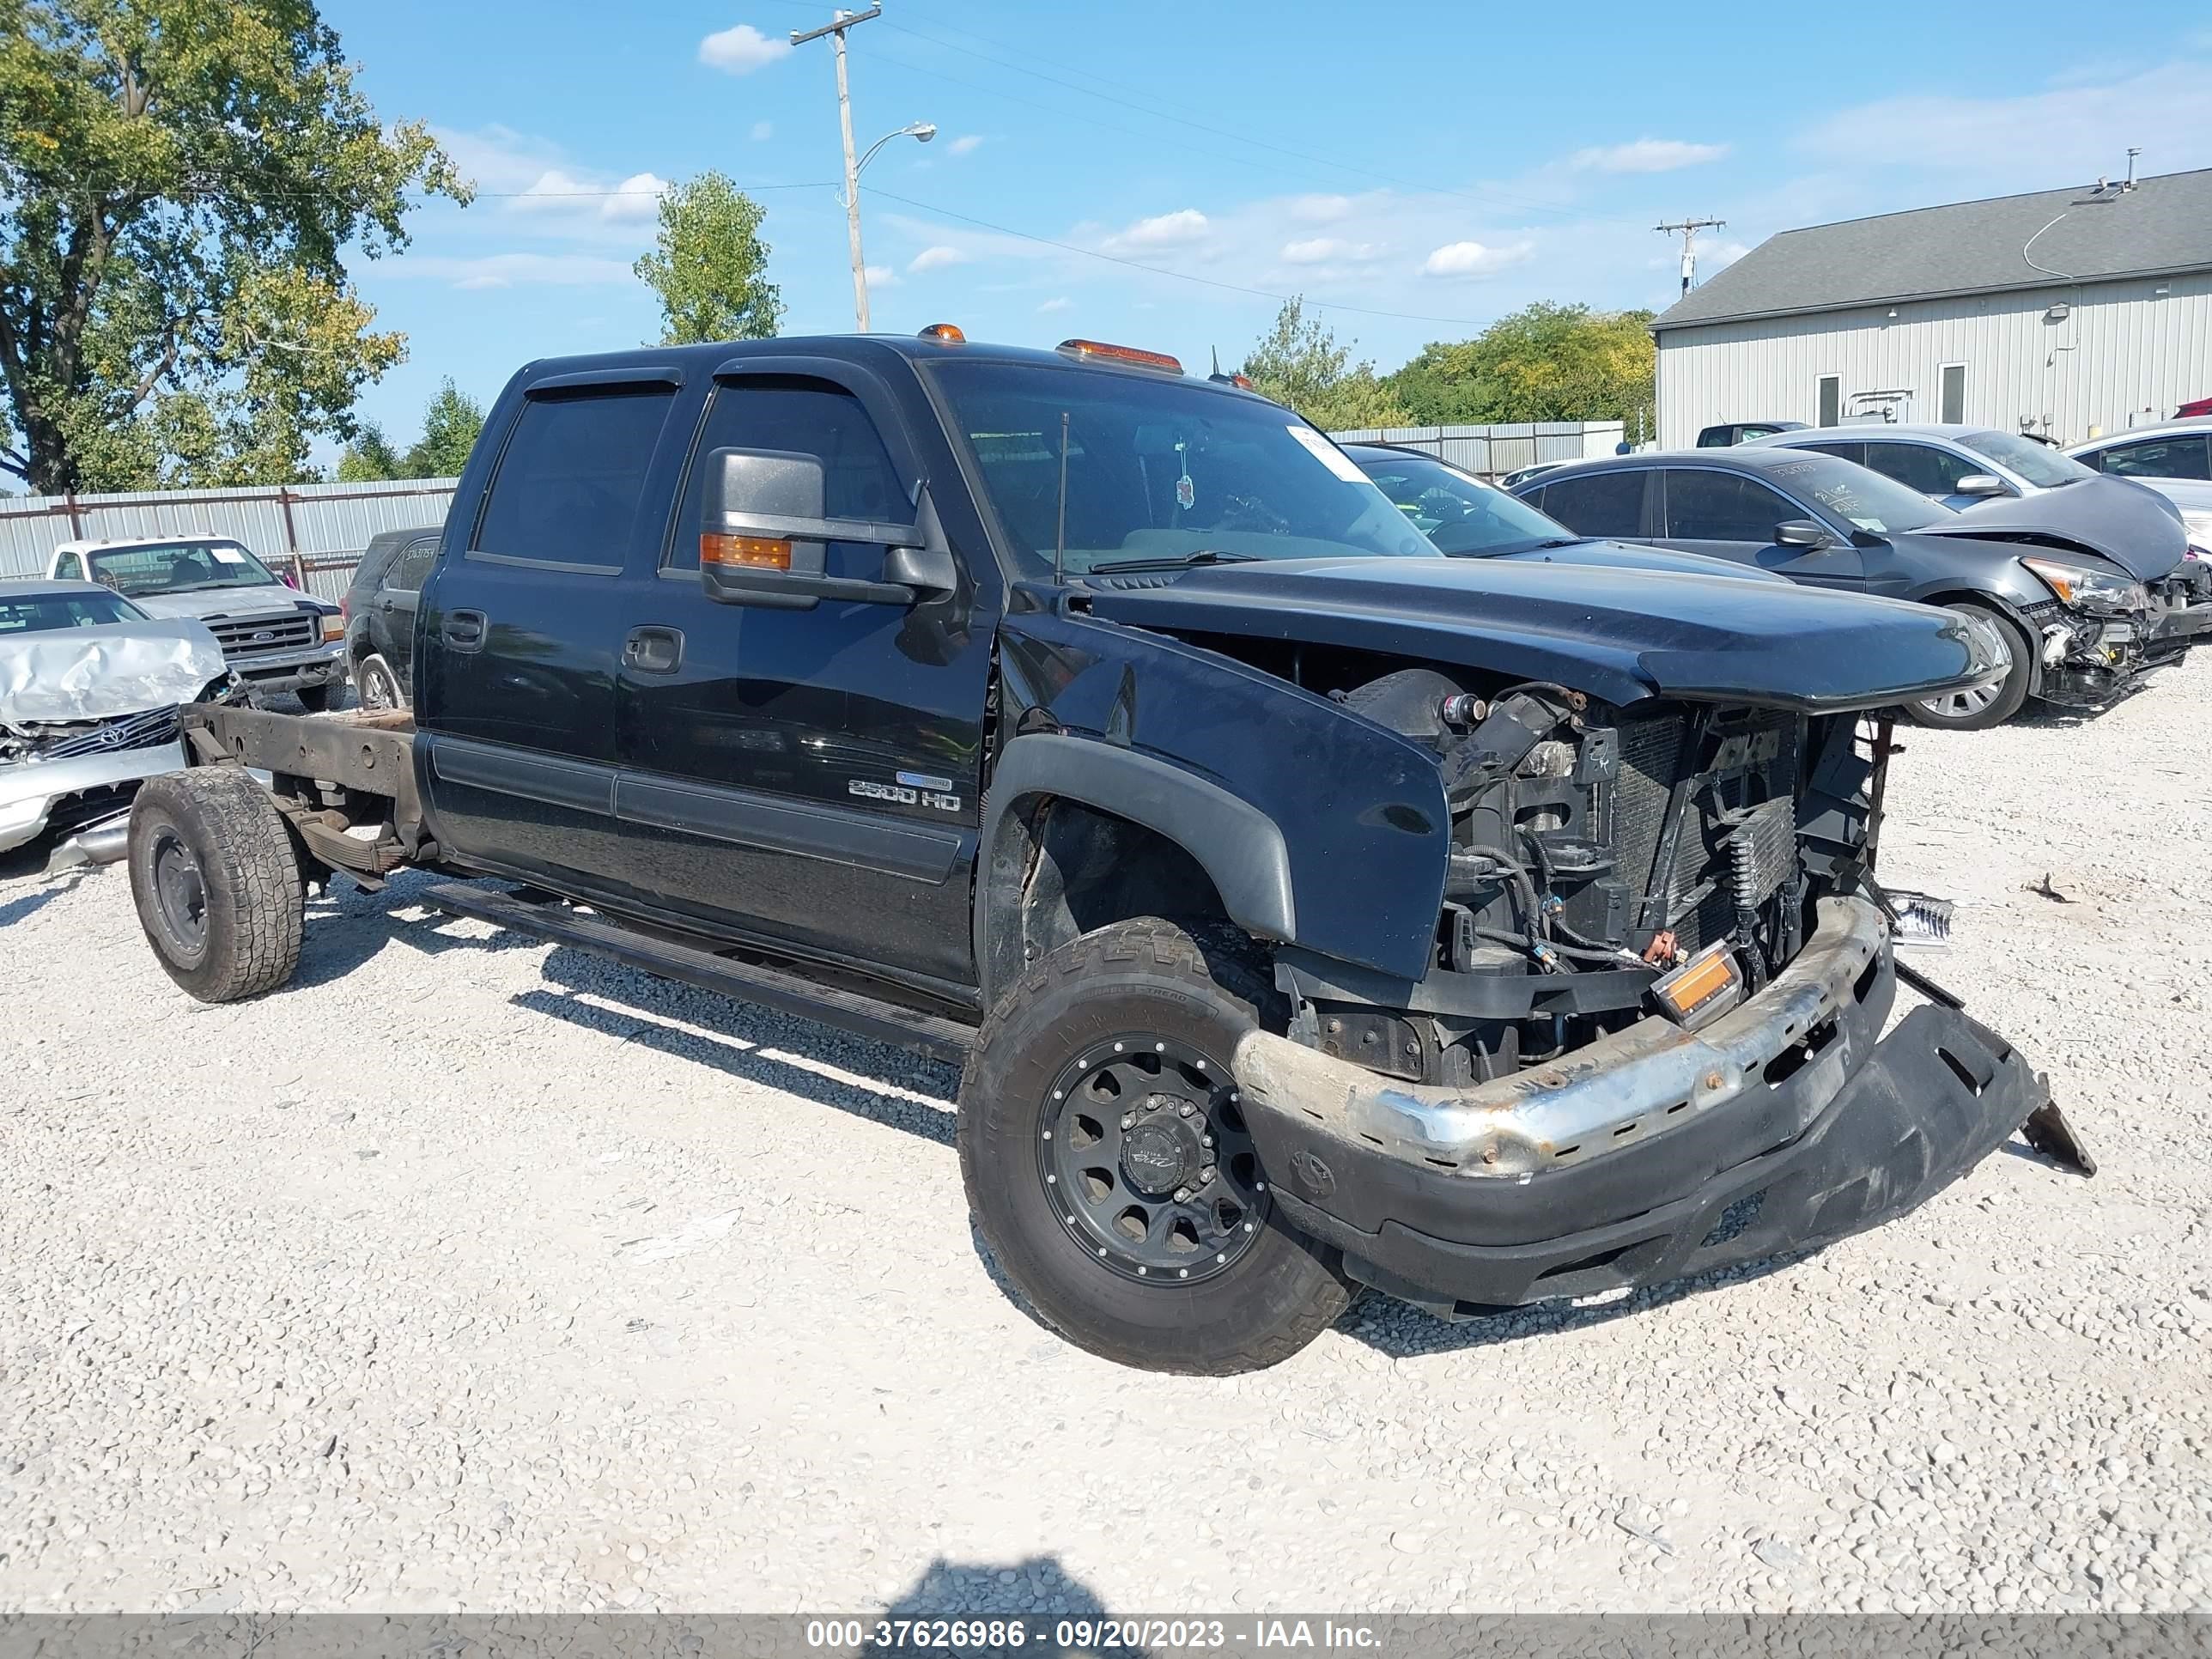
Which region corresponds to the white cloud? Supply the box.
[949,135,984,156]
[1100,208,1209,253]
[1037,296,1072,313]
[1279,237,1378,265]
[908,245,969,273]
[1796,61,2212,179]
[599,171,668,223]
[1286,193,1352,224]
[863,263,899,289]
[750,120,774,142]
[386,252,637,290]
[1569,138,1729,173]
[1420,239,1535,278]
[699,22,792,75]
[509,166,666,226]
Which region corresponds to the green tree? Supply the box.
[400,377,483,477]
[1239,297,1409,432]
[634,172,783,346]
[337,419,402,483]
[0,0,469,494]
[1385,303,1656,428]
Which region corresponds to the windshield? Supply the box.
[1960,430,2096,489]
[87,540,279,597]
[1760,453,1954,535]
[930,362,1438,575]
[1350,450,1578,556]
[0,589,151,634]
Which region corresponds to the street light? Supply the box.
[839,120,934,331]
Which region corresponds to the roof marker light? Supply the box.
[917,323,966,343]
[1057,338,1183,374]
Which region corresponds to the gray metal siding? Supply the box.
[1655,273,2212,447]
[1328,422,1626,477]
[0,477,458,598]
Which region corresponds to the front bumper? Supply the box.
[2034,606,2185,708]
[0,739,187,853]
[1231,896,2050,1313]
[229,641,346,698]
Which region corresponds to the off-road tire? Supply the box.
[959,917,1355,1374]
[1904,601,2032,730]
[356,653,407,712]
[295,683,333,714]
[127,768,304,1003]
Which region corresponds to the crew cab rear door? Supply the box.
[611,357,999,988]
[416,367,687,888]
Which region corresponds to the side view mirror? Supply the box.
[1954,472,2008,497]
[697,446,956,610]
[1773,520,1833,549]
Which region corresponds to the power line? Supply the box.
[861,185,1496,328]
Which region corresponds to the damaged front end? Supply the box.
[0,619,228,856]
[1224,673,2078,1319]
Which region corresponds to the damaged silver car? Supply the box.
[0,578,230,860]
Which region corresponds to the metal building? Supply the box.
[1651,167,2212,448]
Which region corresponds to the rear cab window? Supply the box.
[474,384,678,573]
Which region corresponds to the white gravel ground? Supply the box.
[2,662,2208,1617]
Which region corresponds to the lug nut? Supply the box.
[1179,1102,1196,1117]
[1199,1165,1216,1184]
[1121,1113,1135,1130]
[1174,1186,1192,1202]
[1200,1133,1214,1149]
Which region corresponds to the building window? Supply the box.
[1940,363,1966,425]
[1817,375,1840,428]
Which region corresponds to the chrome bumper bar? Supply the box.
[1232,896,1888,1182]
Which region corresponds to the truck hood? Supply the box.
[1486,538,1790,584]
[1928,476,2185,580]
[0,618,228,726]
[125,585,315,623]
[1082,556,2001,712]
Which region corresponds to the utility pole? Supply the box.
[1655,217,1726,295]
[792,5,884,331]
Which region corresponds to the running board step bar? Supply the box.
[422,880,975,1065]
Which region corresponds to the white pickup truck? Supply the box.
[47,534,348,709]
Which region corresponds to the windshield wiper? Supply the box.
[1086,549,1264,575]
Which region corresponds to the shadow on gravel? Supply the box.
[514,940,963,1146]
[1339,1248,1812,1363]
[860,1553,1131,1632]
[286,869,541,989]
[0,866,86,927]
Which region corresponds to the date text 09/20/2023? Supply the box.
[802,1619,1383,1650]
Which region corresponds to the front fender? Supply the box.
[981,609,1449,1000]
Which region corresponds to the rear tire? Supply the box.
[356,653,407,711]
[1904,602,2032,730]
[958,917,1355,1374]
[295,683,334,714]
[127,769,304,1003]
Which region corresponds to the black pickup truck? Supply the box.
[122,331,2083,1373]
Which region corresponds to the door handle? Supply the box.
[443,609,487,651]
[623,625,684,674]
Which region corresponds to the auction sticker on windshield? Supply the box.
[1285,425,1369,483]
[210,548,247,563]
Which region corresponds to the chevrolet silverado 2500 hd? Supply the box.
[121,332,2082,1373]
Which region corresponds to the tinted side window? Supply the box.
[1804,441,1865,466]
[475,387,676,569]
[1665,470,1796,541]
[1536,471,1644,538]
[667,380,908,572]
[2096,434,2212,481]
[393,540,439,591]
[1863,441,1978,495]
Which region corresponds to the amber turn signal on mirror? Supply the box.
[700,532,793,571]
[1652,940,1745,1030]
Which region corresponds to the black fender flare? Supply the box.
[975,732,1295,1006]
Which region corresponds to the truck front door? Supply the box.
[612,363,998,989]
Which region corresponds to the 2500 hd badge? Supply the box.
[850,775,963,812]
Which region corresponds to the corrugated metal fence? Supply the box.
[0,477,457,602]
[1328,422,1626,477]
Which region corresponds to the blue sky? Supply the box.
[335,0,2212,447]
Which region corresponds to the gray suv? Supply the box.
[1511,448,2189,729]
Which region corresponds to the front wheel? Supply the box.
[1905,602,2032,730]
[958,918,1354,1374]
[356,653,407,711]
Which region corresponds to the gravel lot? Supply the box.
[3,662,2208,1617]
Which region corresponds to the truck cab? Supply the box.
[121,331,2076,1374]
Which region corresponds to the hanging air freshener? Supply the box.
[1175,442,1195,511]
